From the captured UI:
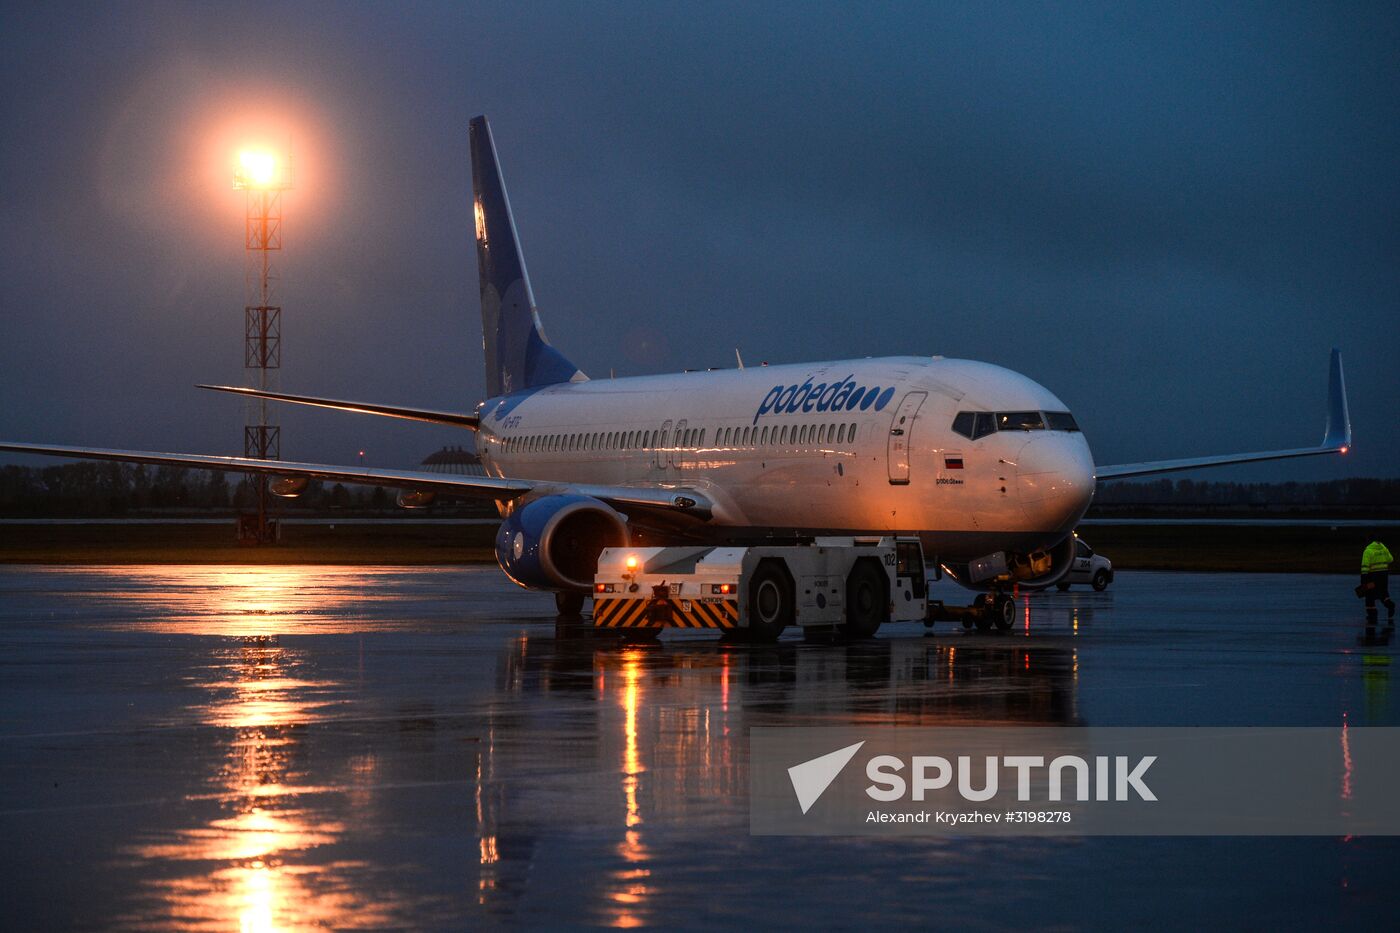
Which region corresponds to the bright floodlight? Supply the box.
[235,149,279,189]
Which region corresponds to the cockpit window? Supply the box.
[996,411,1045,431]
[958,410,1085,437]
[952,411,997,440]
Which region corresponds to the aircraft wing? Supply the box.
[0,442,712,518]
[1095,348,1352,481]
[197,385,479,429]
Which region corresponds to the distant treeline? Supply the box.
[1090,478,1400,516]
[0,462,495,517]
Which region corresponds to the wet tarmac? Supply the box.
[2,565,1398,930]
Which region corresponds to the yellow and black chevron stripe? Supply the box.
[593,597,652,628]
[594,597,739,629]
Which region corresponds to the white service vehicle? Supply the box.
[592,537,952,642]
[1055,536,1114,592]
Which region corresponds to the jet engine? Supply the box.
[942,533,1077,592]
[495,494,629,592]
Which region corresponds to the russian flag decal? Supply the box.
[944,456,964,470]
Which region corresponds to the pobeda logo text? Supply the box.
[754,375,895,425]
[866,754,1158,802]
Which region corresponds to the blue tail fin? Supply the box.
[469,115,585,397]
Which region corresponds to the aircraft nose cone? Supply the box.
[1016,435,1095,533]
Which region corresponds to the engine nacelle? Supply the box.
[495,494,629,592]
[397,490,437,510]
[268,476,310,499]
[943,533,1077,592]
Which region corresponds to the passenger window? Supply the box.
[1046,412,1079,432]
[996,411,1045,431]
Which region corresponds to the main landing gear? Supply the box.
[555,591,586,618]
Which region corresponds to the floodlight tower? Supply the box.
[234,150,291,544]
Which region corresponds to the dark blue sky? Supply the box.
[2,2,1396,480]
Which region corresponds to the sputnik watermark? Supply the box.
[752,727,1400,836]
[864,754,1156,802]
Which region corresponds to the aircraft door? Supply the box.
[887,391,928,485]
[654,420,673,470]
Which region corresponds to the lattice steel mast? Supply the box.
[234,151,291,544]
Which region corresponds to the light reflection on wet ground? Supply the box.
[1,565,1397,929]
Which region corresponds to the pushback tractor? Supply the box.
[591,536,1018,642]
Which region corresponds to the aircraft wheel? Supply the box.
[555,591,585,618]
[1092,570,1111,592]
[839,560,888,639]
[994,594,1016,630]
[747,560,793,643]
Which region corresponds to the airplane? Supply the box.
[0,115,1352,636]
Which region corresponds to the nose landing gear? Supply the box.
[967,592,1016,632]
[927,591,1017,632]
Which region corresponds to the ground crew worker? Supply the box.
[1361,536,1395,625]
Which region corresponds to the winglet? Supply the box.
[1322,347,1351,450]
[1094,347,1356,481]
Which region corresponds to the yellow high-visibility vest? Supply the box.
[1362,541,1393,573]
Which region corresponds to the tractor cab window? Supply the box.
[896,541,926,598]
[1075,539,1092,558]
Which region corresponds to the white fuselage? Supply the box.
[475,356,1096,559]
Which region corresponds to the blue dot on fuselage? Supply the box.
[859,387,880,411]
[873,387,895,411]
[845,388,865,410]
